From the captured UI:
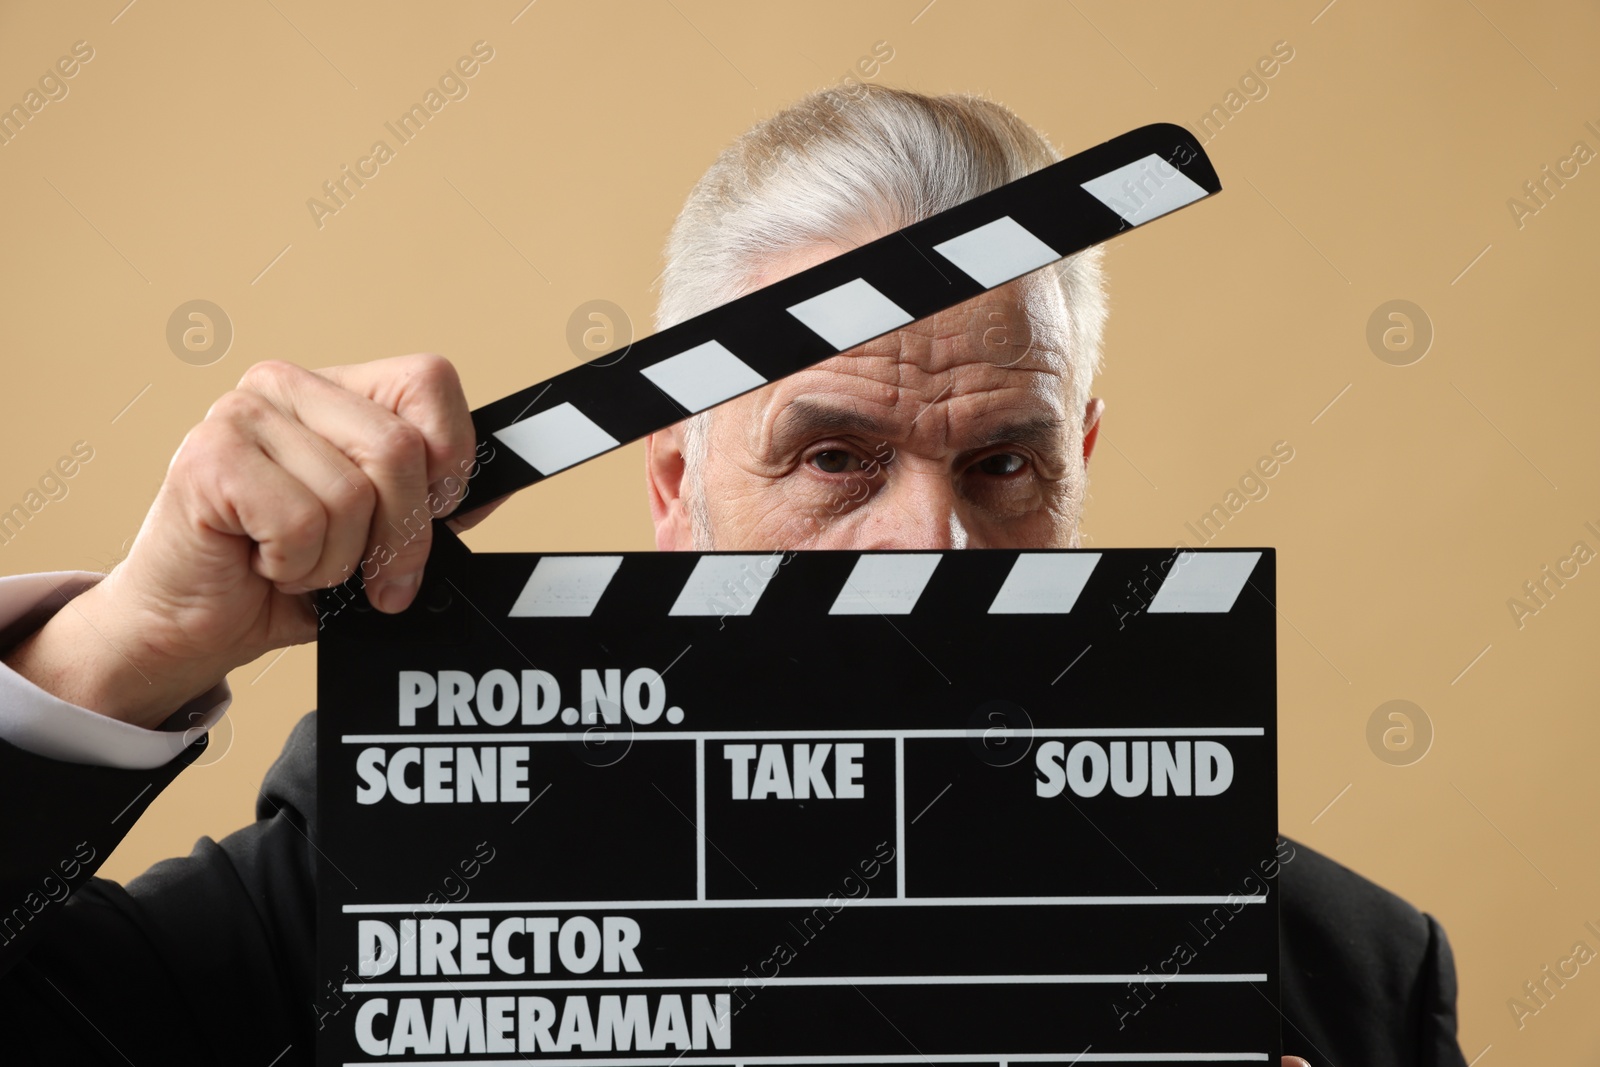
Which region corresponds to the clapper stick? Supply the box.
[460,122,1220,513]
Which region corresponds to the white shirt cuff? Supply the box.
[0,571,232,769]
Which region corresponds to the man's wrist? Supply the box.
[1,579,226,732]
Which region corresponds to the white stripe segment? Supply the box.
[932,216,1060,287]
[668,554,784,616]
[1148,551,1262,613]
[348,972,1268,992]
[493,402,620,476]
[640,340,767,414]
[343,727,1265,744]
[989,552,1102,613]
[1080,153,1209,227]
[787,278,914,351]
[695,738,706,901]
[895,736,906,898]
[508,555,623,617]
[345,893,1269,912]
[339,1052,1270,1066]
[830,554,942,615]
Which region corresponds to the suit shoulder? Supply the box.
[1280,836,1432,955]
[1277,838,1466,1064]
[253,709,319,825]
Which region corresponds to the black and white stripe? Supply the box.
[465,124,1220,506]
[501,549,1261,618]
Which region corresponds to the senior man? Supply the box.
[0,87,1464,1065]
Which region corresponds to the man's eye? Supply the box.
[811,450,855,474]
[976,453,1025,476]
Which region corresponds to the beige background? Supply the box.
[2,0,1597,1059]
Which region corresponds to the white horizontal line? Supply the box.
[346,972,1268,993]
[344,1054,1272,1066]
[340,727,1265,744]
[343,895,1268,913]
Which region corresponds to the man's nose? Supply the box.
[851,473,976,550]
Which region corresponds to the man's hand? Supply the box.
[3,354,482,730]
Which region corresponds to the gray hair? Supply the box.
[654,85,1110,540]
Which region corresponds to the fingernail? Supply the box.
[377,573,420,613]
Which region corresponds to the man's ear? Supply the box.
[1082,397,1104,466]
[646,423,695,551]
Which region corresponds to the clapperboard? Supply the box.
[316,123,1285,1064]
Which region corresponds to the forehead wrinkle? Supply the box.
[941,383,1070,449]
[860,320,1067,390]
[735,283,1073,460]
[854,308,1070,381]
[746,343,1069,458]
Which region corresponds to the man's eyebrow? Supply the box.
[969,416,1069,455]
[768,403,1069,457]
[770,399,891,446]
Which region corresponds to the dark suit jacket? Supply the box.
[0,712,1468,1065]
